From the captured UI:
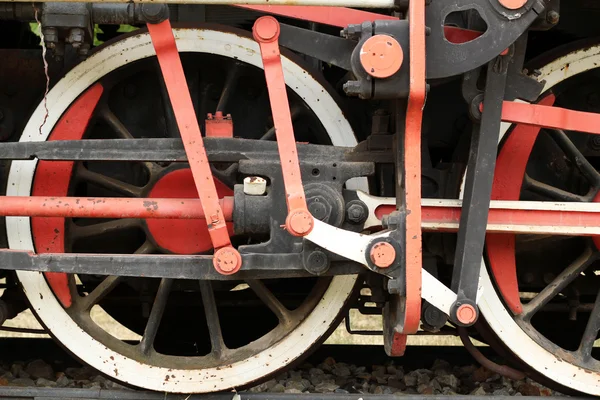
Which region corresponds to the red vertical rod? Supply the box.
[252,16,314,237]
[147,20,241,274]
[402,0,426,335]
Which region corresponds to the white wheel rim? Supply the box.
[471,44,600,395]
[7,28,362,393]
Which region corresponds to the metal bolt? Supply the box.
[140,3,169,24]
[546,10,560,25]
[308,201,328,221]
[305,250,329,275]
[343,81,362,97]
[340,24,362,40]
[346,203,366,224]
[42,27,58,45]
[67,28,85,49]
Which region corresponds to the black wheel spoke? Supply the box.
[155,62,179,139]
[70,219,141,240]
[78,276,123,311]
[216,64,240,113]
[260,105,302,140]
[100,106,134,139]
[548,129,600,187]
[578,288,600,359]
[199,281,226,358]
[522,247,597,319]
[139,278,173,355]
[523,174,586,202]
[246,280,292,326]
[135,240,156,254]
[77,167,143,197]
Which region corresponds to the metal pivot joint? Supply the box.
[252,16,314,238]
[147,18,241,275]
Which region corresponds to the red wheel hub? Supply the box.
[31,83,234,307]
[145,168,233,254]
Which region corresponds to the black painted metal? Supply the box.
[449,53,511,326]
[279,23,355,71]
[0,137,387,163]
[425,0,545,79]
[0,250,363,280]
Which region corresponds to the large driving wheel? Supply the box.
[8,26,362,393]
[475,41,600,395]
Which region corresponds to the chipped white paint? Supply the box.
[473,44,600,396]
[8,28,363,393]
[306,219,457,315]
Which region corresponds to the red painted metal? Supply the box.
[359,35,403,79]
[456,303,478,325]
[500,100,600,135]
[444,26,483,44]
[32,84,104,308]
[370,242,396,268]
[487,95,556,315]
[145,168,234,254]
[0,195,234,220]
[401,0,426,336]
[147,20,240,272]
[206,112,234,138]
[388,331,407,357]
[498,0,528,10]
[252,16,313,237]
[421,204,600,234]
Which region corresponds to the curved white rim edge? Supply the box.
[475,45,600,394]
[7,29,362,393]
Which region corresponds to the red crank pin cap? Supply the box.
[286,209,314,237]
[213,246,242,275]
[450,300,479,326]
[366,238,401,270]
[253,16,280,43]
[360,34,403,79]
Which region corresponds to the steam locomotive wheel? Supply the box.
[6,27,362,393]
[475,43,600,395]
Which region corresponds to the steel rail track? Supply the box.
[0,387,580,400]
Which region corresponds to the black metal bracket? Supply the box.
[0,250,363,280]
[449,51,512,327]
[0,137,389,164]
[426,0,546,79]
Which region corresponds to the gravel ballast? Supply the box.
[0,357,563,396]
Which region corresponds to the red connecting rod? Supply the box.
[147,20,241,275]
[0,196,234,220]
[252,16,314,237]
[2,195,600,237]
